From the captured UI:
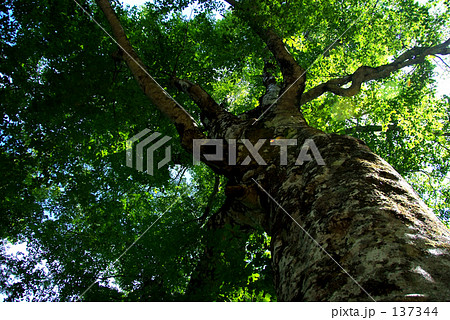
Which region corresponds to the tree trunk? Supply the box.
[221,111,450,301]
[181,98,450,301]
[96,0,450,301]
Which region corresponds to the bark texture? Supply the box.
[205,107,450,301]
[261,125,450,301]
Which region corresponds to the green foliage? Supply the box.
[212,229,275,301]
[0,0,449,301]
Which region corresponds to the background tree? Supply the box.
[0,0,449,301]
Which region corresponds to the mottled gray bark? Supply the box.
[269,137,450,301]
[223,111,450,301]
[180,96,450,300]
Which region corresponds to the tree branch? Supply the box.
[171,77,227,126]
[258,60,281,108]
[96,0,205,149]
[261,29,306,89]
[343,123,450,139]
[301,38,450,105]
[224,0,306,107]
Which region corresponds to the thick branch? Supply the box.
[259,61,281,108]
[171,77,227,125]
[96,0,205,149]
[262,29,306,88]
[343,123,450,140]
[301,39,450,105]
[186,181,266,300]
[185,199,246,300]
[225,0,306,106]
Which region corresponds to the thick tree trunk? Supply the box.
[226,113,450,301]
[96,0,450,301]
[184,102,450,301]
[268,136,450,301]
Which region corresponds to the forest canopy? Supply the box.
[0,0,449,301]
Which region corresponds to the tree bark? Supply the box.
[192,97,450,300]
[201,105,450,301]
[263,131,450,301]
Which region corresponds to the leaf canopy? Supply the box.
[0,0,449,301]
